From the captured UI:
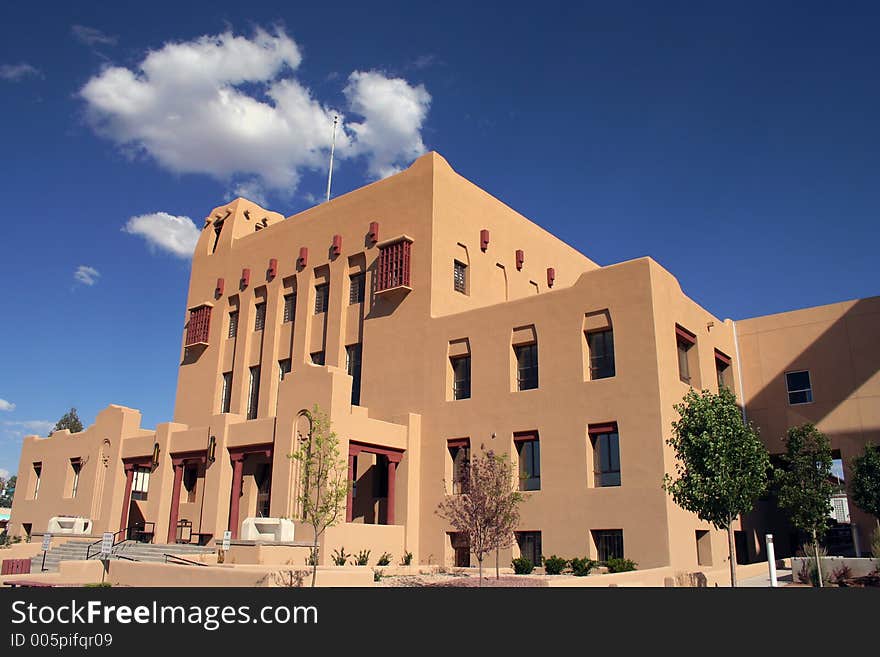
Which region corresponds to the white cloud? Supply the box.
[0,468,9,479]
[0,399,14,412]
[72,25,118,47]
[229,179,267,207]
[79,27,430,196]
[344,71,431,179]
[123,212,200,258]
[0,63,41,81]
[3,420,55,435]
[74,265,100,286]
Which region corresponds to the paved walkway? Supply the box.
[737,568,793,587]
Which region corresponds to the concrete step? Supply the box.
[31,539,217,572]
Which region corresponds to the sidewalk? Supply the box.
[737,568,793,587]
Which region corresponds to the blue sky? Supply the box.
[0,1,878,477]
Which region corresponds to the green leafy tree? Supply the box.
[0,475,15,507]
[774,424,834,588]
[51,408,83,435]
[289,405,350,587]
[437,449,526,585]
[663,387,770,587]
[851,443,880,531]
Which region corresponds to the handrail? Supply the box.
[85,522,155,560]
[164,553,208,567]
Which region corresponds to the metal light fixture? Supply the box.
[207,435,216,463]
[151,442,160,469]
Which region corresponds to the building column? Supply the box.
[345,452,356,523]
[228,454,245,539]
[118,464,135,533]
[166,462,185,544]
[386,456,401,526]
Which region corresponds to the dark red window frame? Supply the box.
[376,239,412,292]
[185,305,211,346]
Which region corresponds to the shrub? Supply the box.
[871,527,880,561]
[831,564,852,587]
[543,555,567,575]
[331,547,351,566]
[569,557,597,577]
[354,549,371,566]
[604,557,637,573]
[373,568,384,582]
[797,559,829,587]
[377,551,392,566]
[797,542,827,559]
[306,549,318,566]
[511,557,534,574]
[399,551,413,566]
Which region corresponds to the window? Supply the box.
[247,366,260,420]
[185,305,211,346]
[228,311,238,338]
[515,434,540,491]
[451,532,470,567]
[715,349,732,390]
[70,459,81,498]
[349,273,365,305]
[453,260,467,294]
[254,302,266,331]
[278,359,291,381]
[220,372,232,413]
[676,325,697,385]
[376,239,412,291]
[587,329,615,379]
[590,424,620,487]
[451,355,471,400]
[514,343,538,390]
[131,466,150,501]
[785,370,813,405]
[311,351,325,366]
[346,344,362,406]
[592,529,624,562]
[314,284,329,314]
[283,294,296,323]
[516,531,542,566]
[184,465,198,504]
[32,462,42,500]
[448,439,470,494]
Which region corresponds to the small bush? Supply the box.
[354,549,371,566]
[797,559,829,587]
[569,557,597,577]
[831,564,852,587]
[84,582,112,588]
[331,547,351,566]
[871,528,880,560]
[604,557,637,573]
[797,542,827,559]
[306,549,318,566]
[373,568,384,582]
[377,551,392,566]
[399,551,413,566]
[543,555,567,575]
[511,557,534,574]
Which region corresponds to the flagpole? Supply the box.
[325,115,339,202]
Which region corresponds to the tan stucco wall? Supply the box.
[7,151,876,580]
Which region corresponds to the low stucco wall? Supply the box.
[791,557,878,580]
[544,561,774,587]
[321,523,406,567]
[224,544,314,566]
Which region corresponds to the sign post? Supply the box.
[219,530,231,564]
[40,533,51,572]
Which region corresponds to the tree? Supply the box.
[774,423,834,588]
[663,387,770,587]
[289,405,350,587]
[51,408,83,435]
[0,475,15,507]
[437,449,525,585]
[850,443,880,531]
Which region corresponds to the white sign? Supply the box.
[41,534,52,552]
[222,530,232,551]
[100,532,114,557]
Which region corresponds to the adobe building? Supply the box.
[7,153,879,570]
